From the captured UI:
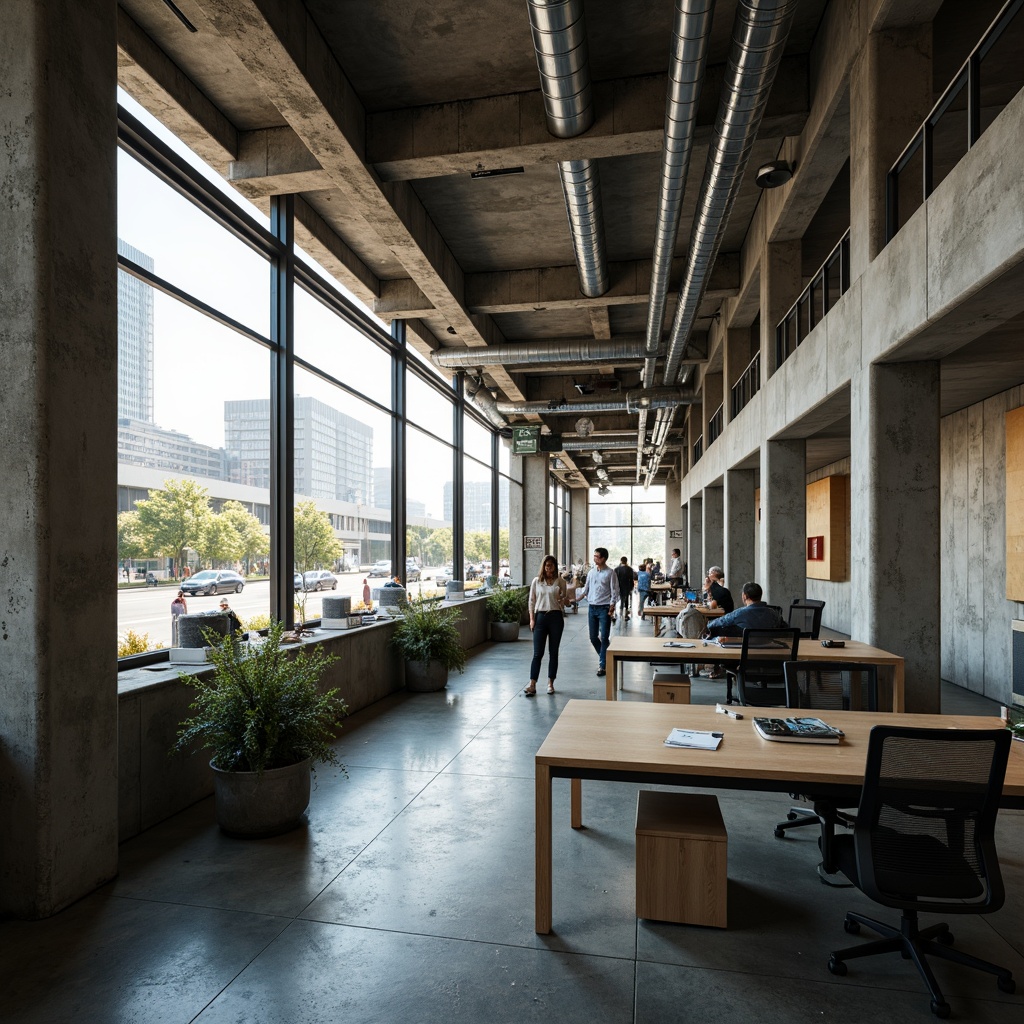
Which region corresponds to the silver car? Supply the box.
[301,570,338,592]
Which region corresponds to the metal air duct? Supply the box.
[636,0,715,481]
[662,0,797,386]
[495,387,693,417]
[528,0,609,298]
[430,336,645,371]
[465,376,508,431]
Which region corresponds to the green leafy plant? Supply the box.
[485,586,528,623]
[242,613,271,632]
[118,629,164,657]
[175,620,347,775]
[390,599,467,672]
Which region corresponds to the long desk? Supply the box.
[604,635,907,711]
[534,700,1024,933]
[643,603,722,637]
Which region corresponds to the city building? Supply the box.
[116,238,154,423]
[117,417,226,481]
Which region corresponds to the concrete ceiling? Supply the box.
[115,0,830,489]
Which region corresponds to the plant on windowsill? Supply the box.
[390,597,466,692]
[174,620,346,837]
[485,586,528,642]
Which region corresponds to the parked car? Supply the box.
[180,569,245,596]
[405,561,421,582]
[293,572,303,591]
[368,559,391,577]
[301,570,338,592]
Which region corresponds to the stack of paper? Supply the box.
[664,728,723,750]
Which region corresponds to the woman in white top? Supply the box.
[524,554,568,696]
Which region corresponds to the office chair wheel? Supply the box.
[774,826,786,838]
[827,956,847,976]
[997,974,1015,994]
[843,919,860,935]
[930,999,950,1019]
[936,930,955,946]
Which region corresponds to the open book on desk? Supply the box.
[664,728,723,750]
[753,717,845,744]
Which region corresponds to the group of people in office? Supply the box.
[522,549,786,695]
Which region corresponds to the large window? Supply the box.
[589,485,666,565]
[116,96,508,658]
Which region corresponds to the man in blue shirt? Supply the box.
[583,547,619,676]
[706,582,784,637]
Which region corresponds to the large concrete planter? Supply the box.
[405,659,448,692]
[211,757,312,837]
[490,621,521,642]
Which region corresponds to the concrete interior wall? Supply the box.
[941,385,1024,705]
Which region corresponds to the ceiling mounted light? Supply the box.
[755,159,794,189]
[575,416,595,438]
[591,451,603,464]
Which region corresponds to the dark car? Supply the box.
[180,569,245,596]
[301,570,338,592]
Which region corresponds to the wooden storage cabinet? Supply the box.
[652,668,691,704]
[635,791,727,927]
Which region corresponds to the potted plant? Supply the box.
[175,620,346,837]
[486,586,528,642]
[390,598,466,692]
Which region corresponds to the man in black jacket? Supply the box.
[614,556,635,621]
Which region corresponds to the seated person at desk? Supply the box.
[704,566,734,613]
[705,582,784,637]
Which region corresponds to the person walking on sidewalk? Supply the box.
[523,554,568,697]
[583,547,619,677]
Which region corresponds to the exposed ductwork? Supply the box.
[528,0,609,298]
[430,336,645,371]
[465,376,508,431]
[495,387,694,417]
[637,0,716,482]
[559,438,650,452]
[645,0,797,485]
[662,0,797,386]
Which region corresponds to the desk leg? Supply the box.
[893,661,905,712]
[536,763,552,934]
[606,651,617,701]
[571,777,582,829]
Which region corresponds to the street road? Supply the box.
[118,569,450,649]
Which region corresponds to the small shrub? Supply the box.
[118,629,152,657]
[486,586,528,623]
[242,613,271,632]
[391,599,467,672]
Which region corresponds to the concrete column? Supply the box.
[702,487,724,578]
[687,496,703,580]
[759,439,806,609]
[724,469,756,588]
[849,25,932,278]
[759,240,802,381]
[665,478,683,567]
[520,454,550,579]
[850,362,940,713]
[0,0,118,917]
[569,487,589,564]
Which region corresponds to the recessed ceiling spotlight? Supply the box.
[575,417,595,438]
[591,451,603,464]
[755,159,794,188]
[446,326,457,335]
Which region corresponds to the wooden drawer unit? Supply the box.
[635,791,727,927]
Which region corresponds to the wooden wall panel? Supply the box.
[805,475,849,581]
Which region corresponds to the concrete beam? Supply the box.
[116,6,237,166]
[366,58,810,182]
[194,0,527,404]
[230,126,332,196]
[375,254,741,319]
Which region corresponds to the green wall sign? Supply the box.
[511,426,540,455]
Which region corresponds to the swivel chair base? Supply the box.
[828,909,1015,1018]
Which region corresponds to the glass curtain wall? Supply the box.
[116,97,509,658]
[589,485,666,565]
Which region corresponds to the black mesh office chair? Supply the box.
[727,627,801,706]
[788,598,825,638]
[827,726,1014,1018]
[774,664,880,880]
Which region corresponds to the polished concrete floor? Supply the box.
[5,609,1024,1023]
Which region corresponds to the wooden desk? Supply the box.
[648,581,679,605]
[605,635,907,711]
[534,701,1024,933]
[643,603,722,637]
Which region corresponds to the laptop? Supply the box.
[684,590,698,602]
